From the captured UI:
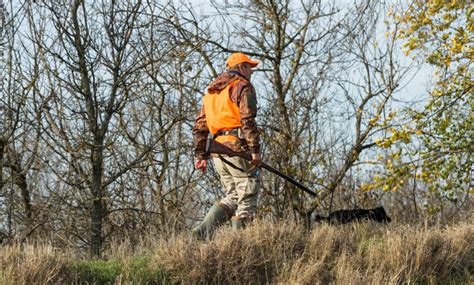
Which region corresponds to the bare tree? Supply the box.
[0,0,45,241]
[22,0,191,257]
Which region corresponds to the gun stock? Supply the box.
[206,138,252,160]
[207,139,317,197]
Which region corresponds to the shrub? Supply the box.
[68,257,169,284]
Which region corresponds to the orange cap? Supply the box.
[226,52,259,68]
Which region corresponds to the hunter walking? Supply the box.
[192,52,262,239]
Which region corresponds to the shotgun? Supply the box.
[206,139,317,197]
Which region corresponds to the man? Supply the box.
[192,52,262,239]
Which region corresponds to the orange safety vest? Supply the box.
[203,80,241,143]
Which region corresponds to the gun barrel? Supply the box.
[207,139,317,197]
[260,163,317,197]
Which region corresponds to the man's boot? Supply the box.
[192,203,230,240]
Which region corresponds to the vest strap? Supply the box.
[218,154,256,174]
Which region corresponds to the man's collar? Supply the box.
[227,70,246,79]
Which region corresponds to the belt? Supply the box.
[213,128,240,138]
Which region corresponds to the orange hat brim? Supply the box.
[246,59,259,68]
[226,53,260,68]
[227,59,259,68]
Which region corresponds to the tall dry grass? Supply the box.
[152,221,473,284]
[0,243,69,284]
[1,221,472,284]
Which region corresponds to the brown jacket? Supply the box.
[192,71,260,160]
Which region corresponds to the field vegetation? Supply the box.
[1,220,472,284]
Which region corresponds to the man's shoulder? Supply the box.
[233,79,255,93]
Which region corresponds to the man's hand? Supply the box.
[251,153,262,166]
[195,159,208,174]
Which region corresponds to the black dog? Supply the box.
[314,206,391,225]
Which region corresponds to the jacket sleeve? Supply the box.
[192,105,209,160]
[234,82,261,154]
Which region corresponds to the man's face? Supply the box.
[239,63,253,80]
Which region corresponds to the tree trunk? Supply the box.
[17,171,32,221]
[0,139,4,191]
[90,145,104,258]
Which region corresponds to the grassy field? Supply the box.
[1,220,472,284]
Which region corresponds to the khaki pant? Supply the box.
[212,155,260,218]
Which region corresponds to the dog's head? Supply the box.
[373,206,391,223]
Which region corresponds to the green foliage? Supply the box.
[70,259,121,284]
[126,256,167,283]
[364,1,473,211]
[69,257,168,284]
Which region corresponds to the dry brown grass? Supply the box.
[279,222,473,284]
[1,221,472,284]
[0,243,69,284]
[152,220,473,284]
[151,220,306,284]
